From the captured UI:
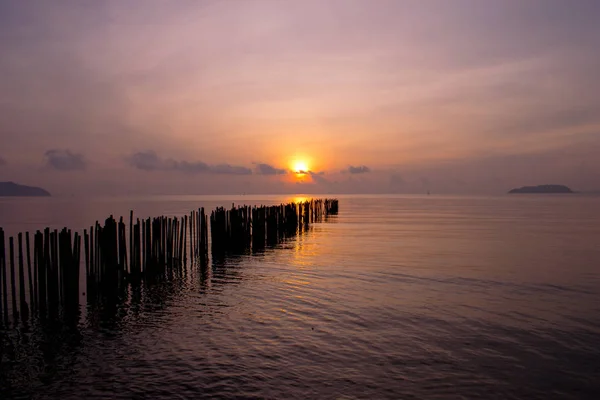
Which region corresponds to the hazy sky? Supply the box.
[1,0,599,195]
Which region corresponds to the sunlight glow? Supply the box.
[288,196,310,204]
[293,161,309,175]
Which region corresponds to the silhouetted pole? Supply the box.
[129,210,133,273]
[18,233,29,321]
[26,232,34,312]
[0,228,7,325]
[9,237,18,321]
[183,215,188,265]
[0,198,338,327]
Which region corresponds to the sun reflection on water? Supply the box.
[286,196,311,204]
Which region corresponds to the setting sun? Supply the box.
[292,161,309,175]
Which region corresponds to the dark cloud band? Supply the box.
[127,151,252,175]
[347,165,370,174]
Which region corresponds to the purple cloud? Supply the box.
[346,165,370,174]
[45,149,86,171]
[127,151,251,175]
[255,163,287,175]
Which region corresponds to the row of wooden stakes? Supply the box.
[0,198,338,327]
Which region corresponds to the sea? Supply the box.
[1,194,599,399]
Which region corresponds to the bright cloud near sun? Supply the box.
[293,161,308,174]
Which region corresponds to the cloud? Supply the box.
[0,156,6,166]
[126,150,163,171]
[295,170,328,185]
[309,170,328,184]
[44,149,86,171]
[127,150,251,175]
[347,165,371,174]
[211,164,252,175]
[255,163,287,175]
[170,160,209,173]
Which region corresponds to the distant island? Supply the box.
[0,181,51,197]
[508,184,573,194]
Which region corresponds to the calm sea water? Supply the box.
[1,194,600,399]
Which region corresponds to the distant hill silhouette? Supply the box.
[0,181,50,197]
[508,184,573,194]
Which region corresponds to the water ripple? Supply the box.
[2,195,600,398]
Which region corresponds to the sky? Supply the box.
[0,0,599,195]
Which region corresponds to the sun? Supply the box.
[292,160,309,175]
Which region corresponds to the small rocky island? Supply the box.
[508,184,573,194]
[0,181,51,197]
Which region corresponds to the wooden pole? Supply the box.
[0,228,6,325]
[84,229,90,280]
[18,233,28,321]
[0,199,340,325]
[73,232,81,310]
[129,210,133,273]
[141,219,146,273]
[89,226,94,283]
[178,217,184,268]
[182,215,188,275]
[48,230,58,318]
[9,237,18,321]
[26,232,34,311]
[39,229,49,317]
